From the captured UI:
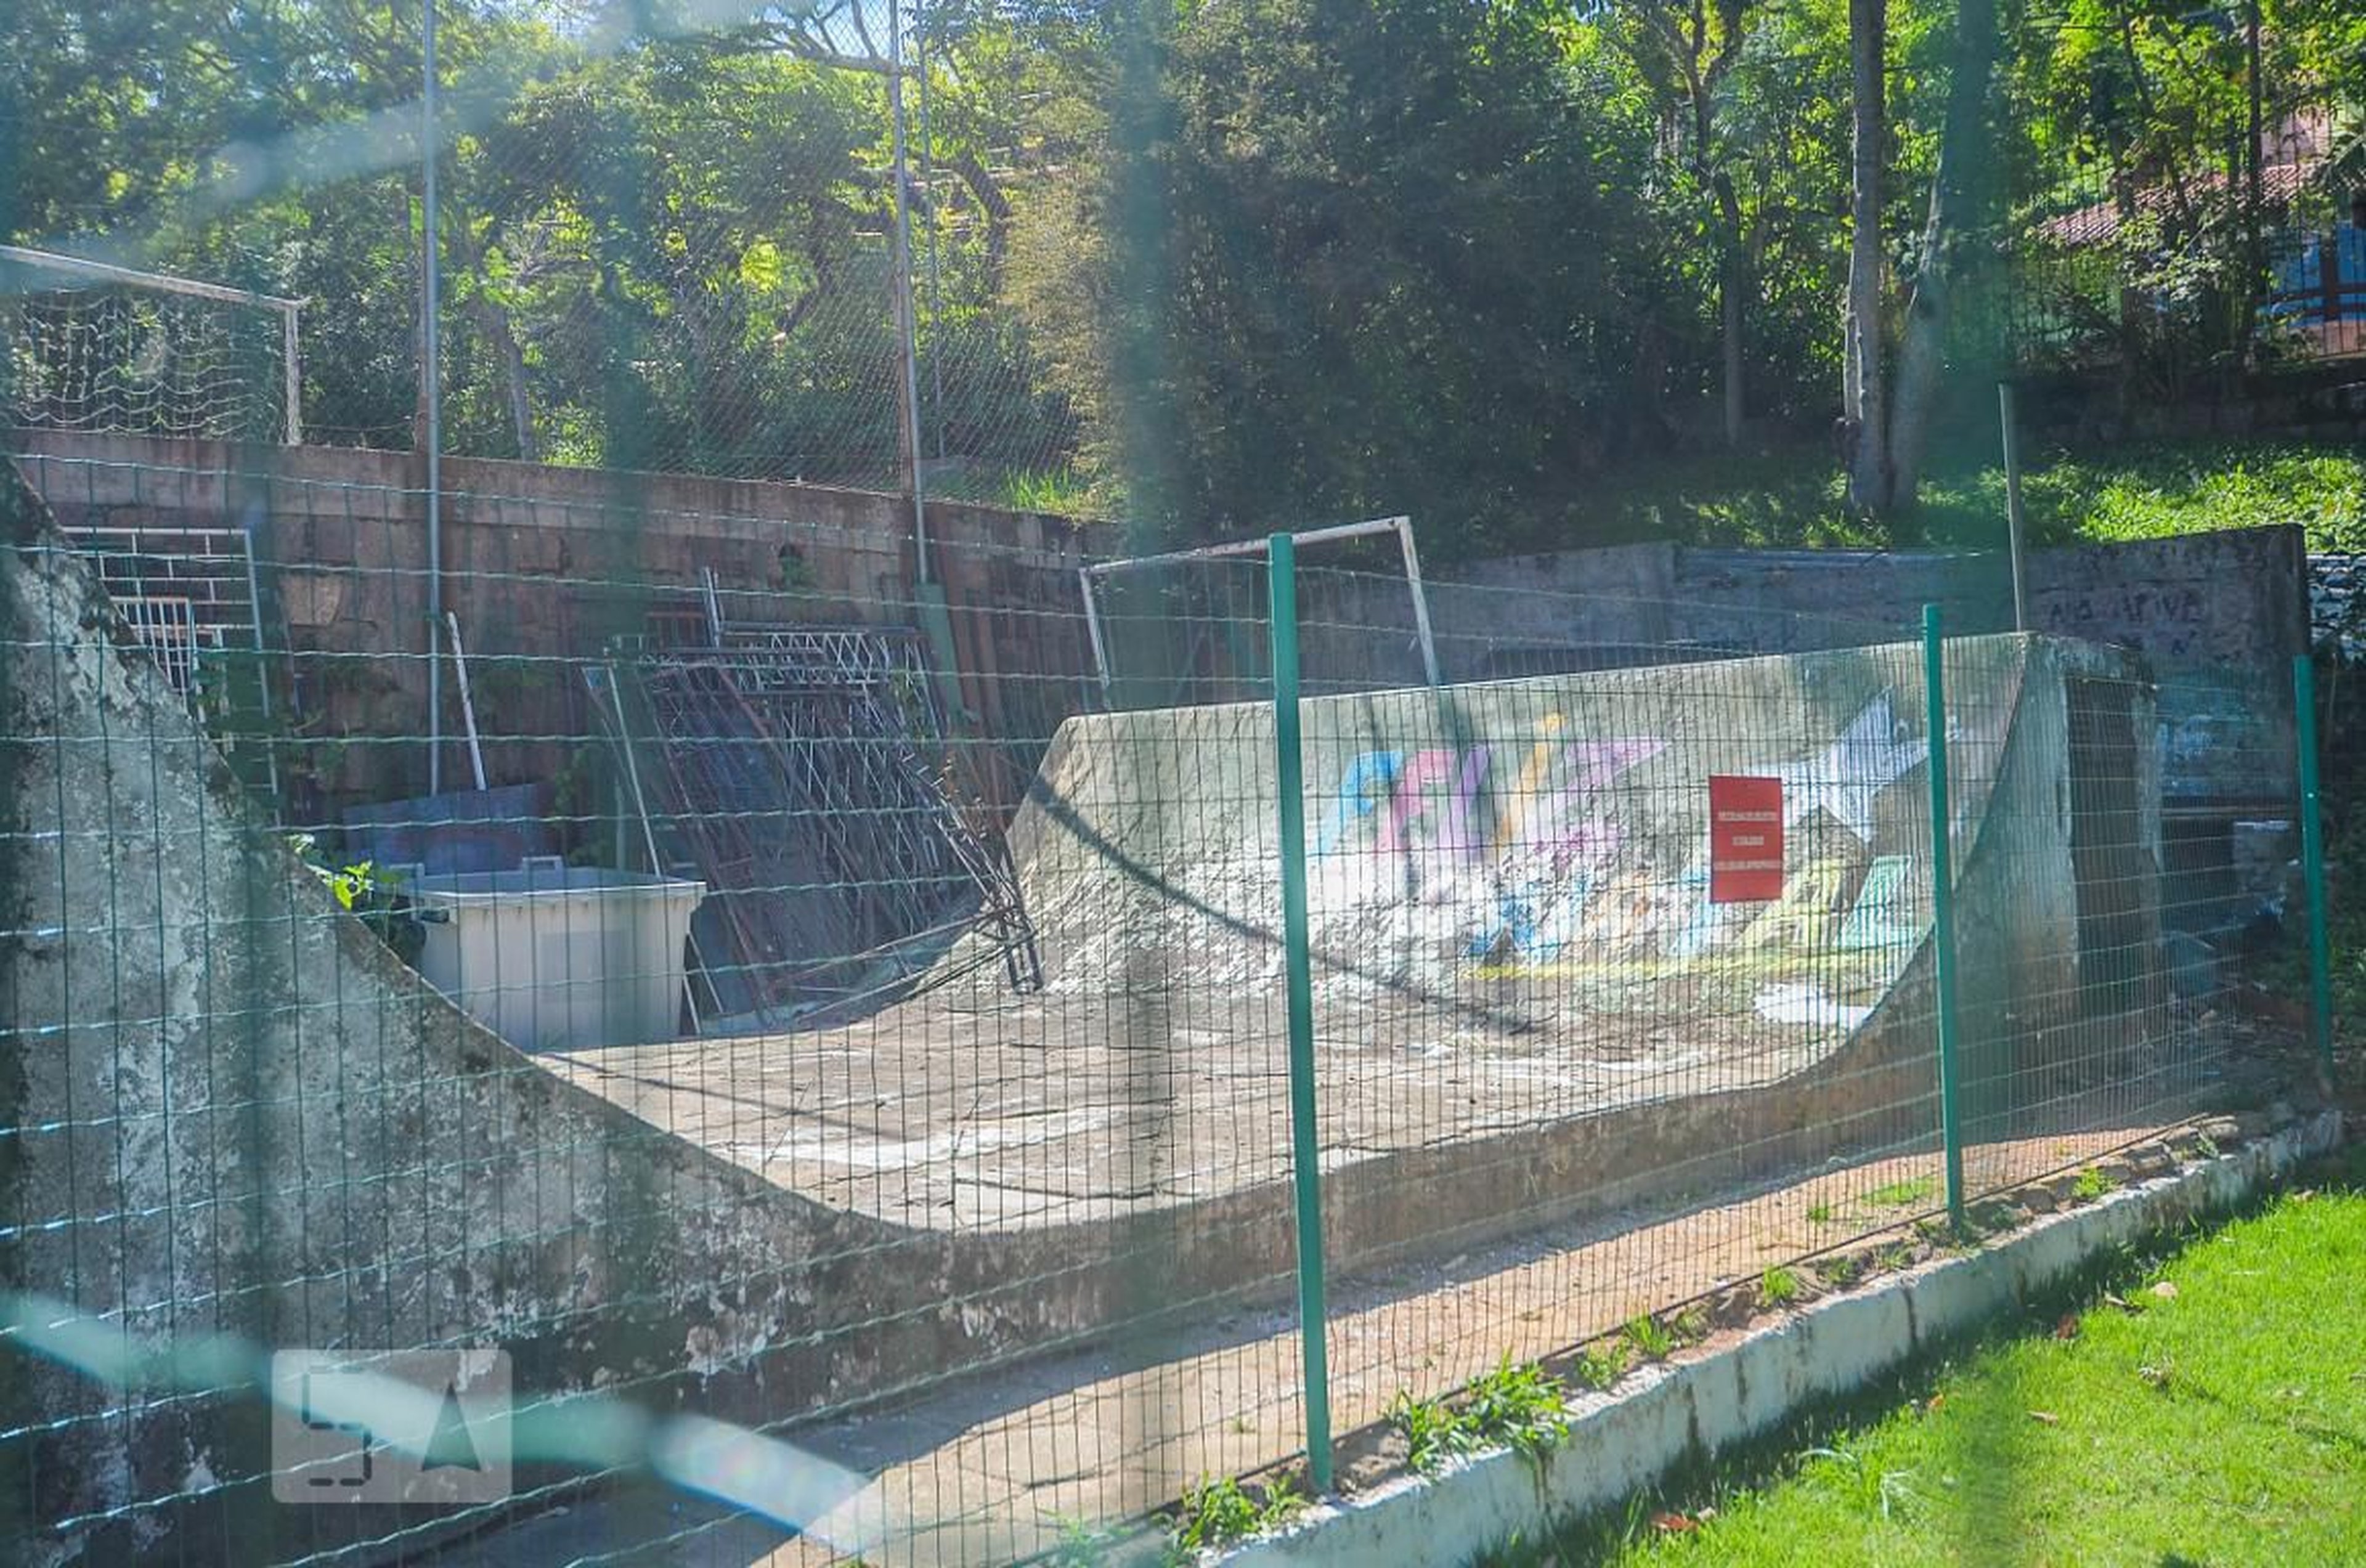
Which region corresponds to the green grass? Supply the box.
[1539,436,2366,554]
[1502,1156,2366,1566]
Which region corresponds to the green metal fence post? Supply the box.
[2295,654,2335,1078]
[1922,604,1968,1230]
[1268,532,1333,1492]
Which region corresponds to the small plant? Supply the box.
[2195,1132,2221,1160]
[1167,1474,1301,1554]
[1624,1312,1677,1361]
[1866,1176,1938,1209]
[288,833,425,963]
[1816,1253,1863,1288]
[1876,1241,1916,1274]
[1760,1266,1802,1307]
[1807,1200,1837,1225]
[1048,1513,1118,1566]
[2072,1166,2118,1203]
[1389,1389,1470,1475]
[1571,1339,1629,1391]
[1670,1305,1710,1346]
[1463,1357,1571,1460]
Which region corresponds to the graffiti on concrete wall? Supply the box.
[1306,694,1936,1028]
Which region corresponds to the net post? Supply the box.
[1269,530,1332,1493]
[282,302,303,445]
[1922,603,1967,1230]
[2295,654,2335,1078]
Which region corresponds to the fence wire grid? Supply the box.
[0,434,2335,1567]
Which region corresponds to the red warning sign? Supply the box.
[1709,775,1784,903]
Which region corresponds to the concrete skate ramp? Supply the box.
[553,630,2155,1269]
[1,438,2157,1561]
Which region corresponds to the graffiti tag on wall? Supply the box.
[1307,695,1934,1028]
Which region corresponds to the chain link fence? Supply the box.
[1,434,2336,1565]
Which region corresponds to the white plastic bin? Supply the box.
[412,863,705,1050]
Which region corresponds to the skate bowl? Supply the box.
[1,455,2161,1558]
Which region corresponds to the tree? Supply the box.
[1842,0,1886,510]
[1844,0,2003,517]
[1604,0,1763,448]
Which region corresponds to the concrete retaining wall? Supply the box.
[9,429,1101,813]
[1221,1107,2344,1568]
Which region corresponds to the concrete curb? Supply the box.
[1217,1109,2344,1567]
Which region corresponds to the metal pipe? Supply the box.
[1394,516,1441,686]
[445,612,487,792]
[1922,603,1967,1230]
[1078,566,1112,697]
[0,243,303,308]
[1267,531,1332,1493]
[423,0,445,795]
[282,303,303,445]
[913,4,946,461]
[885,0,931,585]
[1999,383,2028,632]
[1081,516,1409,575]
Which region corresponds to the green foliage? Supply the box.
[1389,1388,1471,1475]
[1166,1473,1301,1554]
[1572,1339,1630,1392]
[1623,1312,1677,1362]
[1392,1358,1572,1476]
[1758,1267,1802,1309]
[2071,1166,2118,1203]
[287,833,424,964]
[1463,1357,1572,1461]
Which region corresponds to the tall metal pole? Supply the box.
[1269,532,1332,1493]
[423,0,445,794]
[1999,383,2028,633]
[885,0,931,586]
[1922,604,1967,1230]
[2245,0,2265,362]
[282,303,303,445]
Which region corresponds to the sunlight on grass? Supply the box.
[1532,1160,2366,1566]
[1564,436,2366,555]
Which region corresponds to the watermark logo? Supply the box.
[269,1349,511,1505]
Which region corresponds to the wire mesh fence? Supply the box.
[0,436,2336,1565]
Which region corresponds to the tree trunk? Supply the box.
[1844,0,1887,511]
[1716,173,1746,447]
[1868,0,1999,516]
[447,214,539,461]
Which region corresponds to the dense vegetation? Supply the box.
[4,0,2363,547]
